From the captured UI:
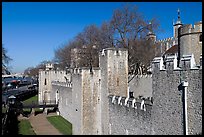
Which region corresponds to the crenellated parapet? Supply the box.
[109,95,153,112]
[99,47,128,57]
[155,37,177,56]
[72,68,83,75]
[152,54,202,71]
[51,81,72,88]
[156,37,174,43]
[134,74,152,78]
[179,21,202,36]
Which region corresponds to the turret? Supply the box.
[146,22,156,42]
[173,9,183,38]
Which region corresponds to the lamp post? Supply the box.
[8,95,16,108]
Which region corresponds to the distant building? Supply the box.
[148,9,202,66]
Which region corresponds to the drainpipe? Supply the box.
[182,81,189,135]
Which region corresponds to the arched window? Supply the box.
[199,34,202,42]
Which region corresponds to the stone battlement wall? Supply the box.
[108,95,153,135]
[152,54,202,71]
[38,46,202,135]
[156,37,174,43]
[180,22,202,36]
[51,81,72,87]
[150,52,202,134]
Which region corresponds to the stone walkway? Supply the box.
[18,113,62,135]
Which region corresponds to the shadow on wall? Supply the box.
[177,83,183,91]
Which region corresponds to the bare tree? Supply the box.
[53,4,160,74]
[24,60,52,77]
[110,4,160,77]
[54,41,77,69]
[98,22,115,49]
[2,45,12,74]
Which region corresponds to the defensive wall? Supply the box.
[108,53,202,135]
[38,19,202,134]
[39,48,202,134]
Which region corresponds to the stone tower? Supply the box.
[99,48,128,134]
[179,21,202,65]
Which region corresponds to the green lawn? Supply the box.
[47,116,72,135]
[23,95,38,105]
[18,119,36,135]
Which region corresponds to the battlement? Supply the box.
[156,37,174,43]
[179,21,202,36]
[109,95,153,112]
[100,48,128,57]
[45,63,54,70]
[51,80,72,88]
[135,74,152,78]
[71,68,82,74]
[152,54,202,71]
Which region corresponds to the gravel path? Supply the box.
[18,113,62,135]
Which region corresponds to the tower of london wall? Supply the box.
[98,48,129,134]
[39,46,202,135]
[38,69,71,104]
[107,53,202,135]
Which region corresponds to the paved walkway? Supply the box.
[18,113,62,135]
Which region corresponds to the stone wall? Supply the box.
[107,53,202,135]
[71,72,83,135]
[128,75,152,98]
[108,96,153,135]
[38,47,202,135]
[106,48,128,97]
[81,68,101,135]
[151,70,184,135]
[184,69,202,134]
[99,48,128,134]
[151,54,202,135]
[52,84,73,123]
[38,69,71,104]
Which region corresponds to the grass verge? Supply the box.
[47,115,72,135]
[18,119,36,135]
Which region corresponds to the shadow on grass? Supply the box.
[34,108,44,116]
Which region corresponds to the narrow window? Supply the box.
[44,78,47,85]
[117,78,119,86]
[129,91,134,98]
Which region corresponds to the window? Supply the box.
[44,78,47,85]
[199,34,202,42]
[129,91,134,98]
[117,78,119,86]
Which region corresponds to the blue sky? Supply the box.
[2,2,202,73]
